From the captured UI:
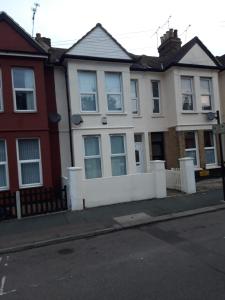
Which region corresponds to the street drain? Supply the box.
[58,248,74,255]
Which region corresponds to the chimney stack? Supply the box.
[158,29,181,58]
[35,33,51,51]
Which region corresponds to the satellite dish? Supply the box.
[206,112,216,121]
[49,112,61,123]
[71,114,83,125]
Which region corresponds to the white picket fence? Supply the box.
[166,168,181,191]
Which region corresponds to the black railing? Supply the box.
[0,191,17,220]
[20,186,67,217]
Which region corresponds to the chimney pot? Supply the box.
[158,28,181,57]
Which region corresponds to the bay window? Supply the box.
[78,71,98,112]
[110,135,127,176]
[12,68,36,111]
[17,139,42,187]
[105,72,123,112]
[84,136,102,179]
[200,78,212,111]
[181,77,194,111]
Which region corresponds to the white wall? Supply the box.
[82,173,155,207]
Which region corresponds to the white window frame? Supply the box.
[0,69,3,112]
[184,131,199,167]
[105,72,123,112]
[151,80,161,114]
[110,134,127,176]
[200,77,213,111]
[204,131,217,166]
[130,79,139,115]
[0,140,9,191]
[181,76,194,111]
[83,135,102,179]
[16,138,43,188]
[78,70,98,113]
[12,68,37,113]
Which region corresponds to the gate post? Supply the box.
[150,160,167,198]
[68,167,83,210]
[179,157,196,194]
[16,191,22,219]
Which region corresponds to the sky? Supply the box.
[1,0,225,57]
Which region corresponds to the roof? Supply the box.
[131,36,222,71]
[0,11,47,55]
[217,54,225,68]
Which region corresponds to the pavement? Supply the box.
[0,178,224,255]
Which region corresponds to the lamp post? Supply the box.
[208,111,225,201]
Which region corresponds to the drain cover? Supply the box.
[114,212,152,226]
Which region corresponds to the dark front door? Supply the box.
[151,132,165,160]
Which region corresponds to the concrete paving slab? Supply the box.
[114,212,152,226]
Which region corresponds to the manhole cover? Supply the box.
[58,248,74,255]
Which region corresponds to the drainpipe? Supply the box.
[64,65,75,167]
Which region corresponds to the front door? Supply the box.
[135,134,145,173]
[151,132,165,160]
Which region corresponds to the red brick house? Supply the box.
[0,12,61,192]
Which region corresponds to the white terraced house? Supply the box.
[41,24,222,208]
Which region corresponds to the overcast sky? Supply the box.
[1,0,225,56]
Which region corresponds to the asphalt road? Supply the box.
[1,210,225,300]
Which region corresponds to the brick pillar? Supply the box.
[165,127,180,168]
[178,131,185,158]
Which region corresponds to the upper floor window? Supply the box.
[130,79,139,114]
[200,78,212,111]
[105,72,123,112]
[83,136,102,179]
[0,140,9,190]
[181,77,194,111]
[78,71,98,112]
[12,68,36,112]
[151,80,160,114]
[0,70,3,112]
[17,138,42,187]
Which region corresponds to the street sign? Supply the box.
[212,124,225,134]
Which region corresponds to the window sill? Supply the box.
[14,110,37,113]
[194,167,203,171]
[181,111,198,114]
[205,164,220,169]
[19,183,43,189]
[106,113,127,116]
[132,114,142,118]
[151,114,165,118]
[81,112,102,116]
